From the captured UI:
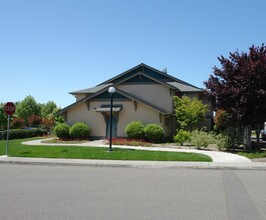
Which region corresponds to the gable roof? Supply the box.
[62,63,203,114]
[99,63,201,89]
[70,63,202,95]
[70,83,112,95]
[166,82,202,92]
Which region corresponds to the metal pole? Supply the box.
[109,94,113,151]
[6,115,10,157]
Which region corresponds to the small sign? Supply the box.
[4,102,16,115]
[4,102,16,157]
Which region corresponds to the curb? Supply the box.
[0,157,266,170]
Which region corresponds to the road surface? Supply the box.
[0,164,265,220]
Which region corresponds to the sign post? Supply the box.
[4,102,16,157]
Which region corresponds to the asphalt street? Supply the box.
[0,164,265,220]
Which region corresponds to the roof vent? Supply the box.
[162,68,167,74]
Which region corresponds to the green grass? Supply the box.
[238,151,266,159]
[0,138,212,162]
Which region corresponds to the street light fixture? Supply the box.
[108,86,116,152]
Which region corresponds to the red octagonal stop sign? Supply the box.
[4,102,16,116]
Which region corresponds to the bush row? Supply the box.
[54,122,90,140]
[0,128,48,140]
[174,129,235,150]
[125,121,164,143]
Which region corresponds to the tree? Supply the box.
[205,44,266,148]
[41,101,57,118]
[16,95,41,122]
[0,102,8,129]
[10,117,25,129]
[214,109,230,132]
[28,115,42,127]
[50,107,65,125]
[41,117,54,132]
[173,96,208,132]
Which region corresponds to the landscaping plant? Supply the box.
[125,121,145,139]
[205,44,266,149]
[69,122,90,139]
[190,130,215,149]
[173,96,207,131]
[215,133,234,151]
[174,129,191,146]
[144,124,164,143]
[54,123,70,140]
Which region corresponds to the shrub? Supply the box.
[41,117,55,132]
[215,133,235,151]
[69,122,90,139]
[144,124,164,143]
[174,129,191,146]
[1,128,47,140]
[190,130,216,149]
[125,121,145,139]
[28,115,42,127]
[54,123,70,139]
[11,117,25,129]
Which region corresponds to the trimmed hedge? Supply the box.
[54,123,70,139]
[144,124,165,143]
[69,122,90,139]
[0,128,47,140]
[125,121,145,139]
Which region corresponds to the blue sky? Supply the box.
[1,0,265,108]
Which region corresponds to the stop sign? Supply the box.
[4,102,16,116]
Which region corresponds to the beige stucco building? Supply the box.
[61,63,213,139]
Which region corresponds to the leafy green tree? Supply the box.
[50,107,65,125]
[173,96,208,132]
[16,95,41,122]
[0,102,8,129]
[41,101,57,117]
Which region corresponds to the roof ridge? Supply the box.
[97,63,202,90]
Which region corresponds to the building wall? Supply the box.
[116,101,168,137]
[67,102,106,137]
[66,99,173,138]
[75,94,86,101]
[117,84,173,113]
[66,85,213,138]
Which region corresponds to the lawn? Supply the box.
[238,151,266,159]
[0,138,212,162]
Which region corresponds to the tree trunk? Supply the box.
[243,125,252,150]
[255,126,261,150]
